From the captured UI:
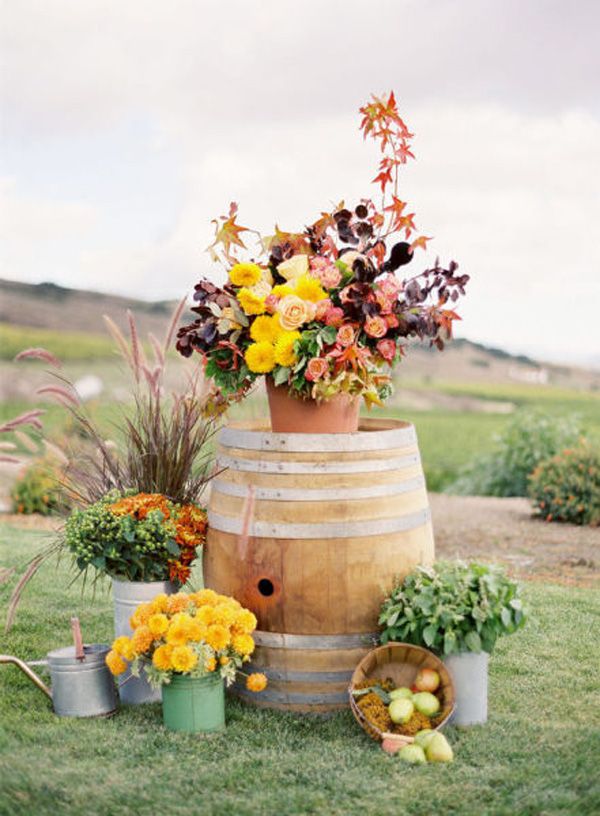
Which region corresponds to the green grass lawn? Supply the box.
[1,525,599,816]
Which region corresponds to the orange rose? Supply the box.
[277,295,311,331]
[305,357,329,382]
[364,315,388,338]
[336,324,355,347]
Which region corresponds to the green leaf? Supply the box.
[272,366,291,386]
[423,623,437,647]
[464,631,482,652]
[165,539,181,557]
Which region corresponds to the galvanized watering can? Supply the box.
[0,618,117,718]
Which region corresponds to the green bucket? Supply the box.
[161,673,225,734]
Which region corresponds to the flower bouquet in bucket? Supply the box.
[106,589,267,733]
[176,92,469,432]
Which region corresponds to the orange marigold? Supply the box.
[105,649,127,676]
[152,644,173,671]
[131,625,154,655]
[246,672,267,692]
[150,593,169,613]
[112,635,135,661]
[130,602,152,629]
[167,593,191,614]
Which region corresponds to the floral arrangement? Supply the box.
[379,562,526,655]
[105,589,268,692]
[65,490,207,583]
[176,92,469,408]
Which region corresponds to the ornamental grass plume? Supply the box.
[106,590,267,693]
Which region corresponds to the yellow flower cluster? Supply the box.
[105,589,262,686]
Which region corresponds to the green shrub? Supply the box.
[379,561,527,655]
[449,411,582,496]
[10,458,67,515]
[528,442,600,526]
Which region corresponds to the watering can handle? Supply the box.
[71,617,85,661]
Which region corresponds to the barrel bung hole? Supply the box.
[257,578,274,597]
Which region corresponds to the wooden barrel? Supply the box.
[205,418,434,713]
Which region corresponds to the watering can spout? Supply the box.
[0,654,52,699]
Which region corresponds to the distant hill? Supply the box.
[1,278,598,391]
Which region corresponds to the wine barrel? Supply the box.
[205,418,434,713]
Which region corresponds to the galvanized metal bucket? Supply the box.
[47,643,117,717]
[444,651,489,726]
[112,578,176,704]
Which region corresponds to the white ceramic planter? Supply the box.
[112,578,176,704]
[444,651,489,726]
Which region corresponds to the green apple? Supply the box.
[426,732,454,763]
[389,687,413,701]
[413,729,435,749]
[388,698,414,724]
[412,691,440,717]
[398,744,426,764]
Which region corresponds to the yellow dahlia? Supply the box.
[246,672,268,692]
[250,314,283,344]
[232,633,256,657]
[245,342,276,374]
[229,262,262,287]
[235,609,258,634]
[171,645,198,673]
[150,593,169,613]
[294,274,327,303]
[105,649,127,676]
[132,625,154,655]
[112,636,135,661]
[237,288,266,316]
[152,644,173,671]
[205,624,230,652]
[274,331,300,367]
[148,613,169,638]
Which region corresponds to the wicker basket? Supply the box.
[349,642,455,749]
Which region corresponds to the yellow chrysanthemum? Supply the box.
[205,656,217,672]
[245,342,276,373]
[105,649,127,676]
[191,589,219,607]
[132,625,154,655]
[129,602,152,629]
[246,672,268,692]
[205,624,230,652]
[229,262,262,287]
[212,603,237,627]
[166,621,189,647]
[171,645,198,673]
[150,593,169,613]
[235,609,258,634]
[219,655,230,666]
[166,593,191,615]
[273,331,301,367]
[148,613,169,638]
[195,605,216,626]
[250,314,283,344]
[294,274,327,303]
[112,635,135,661]
[271,283,294,298]
[237,288,266,316]
[232,633,256,657]
[187,619,207,642]
[152,644,173,671]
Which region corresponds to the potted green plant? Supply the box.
[176,92,469,433]
[105,588,267,733]
[378,561,526,725]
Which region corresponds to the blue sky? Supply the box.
[1,0,599,366]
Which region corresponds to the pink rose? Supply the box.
[315,298,333,321]
[385,314,399,329]
[325,307,344,327]
[336,324,355,347]
[364,315,388,339]
[377,339,397,363]
[378,274,402,298]
[375,290,394,314]
[310,257,342,289]
[305,357,329,382]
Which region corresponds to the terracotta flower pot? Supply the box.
[266,378,360,433]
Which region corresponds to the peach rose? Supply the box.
[315,298,333,321]
[325,307,344,327]
[310,257,342,289]
[277,295,311,331]
[264,294,279,314]
[364,315,388,338]
[305,357,329,382]
[336,324,355,347]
